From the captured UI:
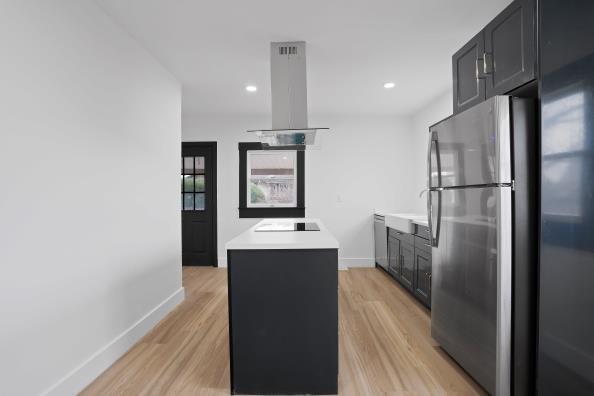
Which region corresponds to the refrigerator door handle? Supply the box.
[427,130,441,189]
[427,189,441,247]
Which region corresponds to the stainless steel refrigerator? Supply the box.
[428,95,536,395]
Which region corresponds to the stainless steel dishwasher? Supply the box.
[373,214,388,271]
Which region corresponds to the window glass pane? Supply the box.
[195,193,205,210]
[183,157,194,174]
[183,193,194,210]
[195,175,205,192]
[183,175,194,192]
[195,156,205,174]
[247,151,296,207]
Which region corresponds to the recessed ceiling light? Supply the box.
[383,82,396,89]
[245,85,258,92]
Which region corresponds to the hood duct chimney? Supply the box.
[247,41,329,150]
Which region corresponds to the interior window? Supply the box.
[237,142,304,218]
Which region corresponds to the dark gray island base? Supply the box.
[227,248,338,395]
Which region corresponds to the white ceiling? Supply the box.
[95,0,511,116]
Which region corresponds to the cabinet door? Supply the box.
[400,242,415,292]
[388,236,401,278]
[414,248,432,308]
[452,31,486,113]
[484,0,536,97]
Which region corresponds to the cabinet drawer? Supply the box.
[388,228,414,245]
[415,236,432,253]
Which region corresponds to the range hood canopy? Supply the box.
[247,42,329,149]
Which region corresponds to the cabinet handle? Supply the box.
[476,58,485,79]
[483,52,493,75]
[423,243,432,248]
[476,52,493,79]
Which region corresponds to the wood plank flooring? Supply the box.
[81,267,485,395]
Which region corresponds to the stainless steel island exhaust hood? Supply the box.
[247,42,328,149]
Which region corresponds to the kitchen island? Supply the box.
[226,218,339,395]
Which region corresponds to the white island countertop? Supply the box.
[226,218,339,250]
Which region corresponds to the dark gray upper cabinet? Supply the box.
[484,0,536,97]
[452,0,536,113]
[452,31,486,113]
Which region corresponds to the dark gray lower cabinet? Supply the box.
[400,242,414,292]
[387,235,401,277]
[414,248,432,308]
[387,227,431,308]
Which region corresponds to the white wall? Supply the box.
[409,91,453,213]
[182,114,416,267]
[0,2,182,395]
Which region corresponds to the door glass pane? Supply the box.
[183,157,194,174]
[183,193,194,210]
[195,175,205,192]
[195,193,205,210]
[183,175,194,192]
[195,156,205,174]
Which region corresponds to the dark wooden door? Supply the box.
[414,247,432,308]
[484,0,536,97]
[388,236,401,278]
[452,31,486,113]
[400,242,415,292]
[182,142,217,266]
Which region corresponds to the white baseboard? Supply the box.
[42,287,185,396]
[220,256,374,269]
[340,258,375,268]
[217,256,228,268]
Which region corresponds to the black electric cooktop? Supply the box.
[294,222,320,231]
[255,222,320,232]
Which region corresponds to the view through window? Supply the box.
[247,150,297,207]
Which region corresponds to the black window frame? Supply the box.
[238,142,305,218]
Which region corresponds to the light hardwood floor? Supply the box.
[82,267,485,395]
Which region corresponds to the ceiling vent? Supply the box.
[247,41,329,150]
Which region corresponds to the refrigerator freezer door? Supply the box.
[429,96,512,188]
[431,186,512,395]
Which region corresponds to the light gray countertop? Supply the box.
[374,210,429,227]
